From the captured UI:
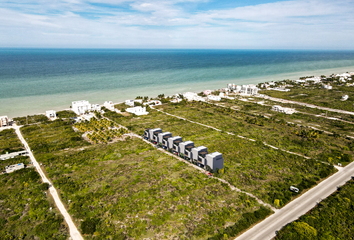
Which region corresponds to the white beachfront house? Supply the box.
[227,84,258,95]
[272,105,296,114]
[126,106,149,116]
[241,84,258,95]
[45,110,56,119]
[72,100,91,115]
[91,104,101,112]
[0,116,9,127]
[125,100,135,107]
[183,92,205,102]
[104,101,115,111]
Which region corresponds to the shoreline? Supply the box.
[2,65,354,119]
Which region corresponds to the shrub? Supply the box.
[81,218,100,235]
[40,183,50,191]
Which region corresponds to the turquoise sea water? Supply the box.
[1,49,354,118]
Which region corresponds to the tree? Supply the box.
[293,222,317,239]
[81,218,100,235]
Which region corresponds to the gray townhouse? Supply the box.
[158,132,172,147]
[167,136,183,153]
[192,146,208,167]
[179,141,195,160]
[144,128,224,171]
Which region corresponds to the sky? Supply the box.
[1,0,354,49]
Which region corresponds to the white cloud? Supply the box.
[0,0,353,49]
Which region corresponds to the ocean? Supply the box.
[1,49,354,118]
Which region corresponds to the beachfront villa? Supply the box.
[0,116,9,127]
[103,101,115,111]
[72,100,92,115]
[45,110,56,119]
[125,100,135,107]
[143,128,224,171]
[71,101,101,115]
[126,106,149,116]
[92,104,101,112]
[227,84,259,95]
[183,92,205,102]
[241,84,259,95]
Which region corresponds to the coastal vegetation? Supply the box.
[0,168,68,240]
[14,115,48,125]
[74,118,129,144]
[0,129,24,154]
[56,110,77,119]
[275,179,354,240]
[260,76,354,112]
[20,119,89,154]
[20,120,269,239]
[155,101,353,166]
[104,108,335,207]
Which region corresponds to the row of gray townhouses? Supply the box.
[144,128,223,171]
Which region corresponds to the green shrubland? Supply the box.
[104,107,336,207]
[21,120,268,239]
[276,179,354,240]
[0,169,68,240]
[0,129,24,154]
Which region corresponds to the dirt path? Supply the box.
[13,126,84,240]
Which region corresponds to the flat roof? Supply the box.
[207,152,222,157]
[194,146,207,151]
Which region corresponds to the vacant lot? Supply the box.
[275,179,354,240]
[104,108,335,207]
[0,128,25,154]
[261,84,354,112]
[0,168,68,240]
[154,101,353,166]
[21,119,267,239]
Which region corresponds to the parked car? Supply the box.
[290,186,299,193]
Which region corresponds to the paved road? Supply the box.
[14,126,84,240]
[235,161,354,240]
